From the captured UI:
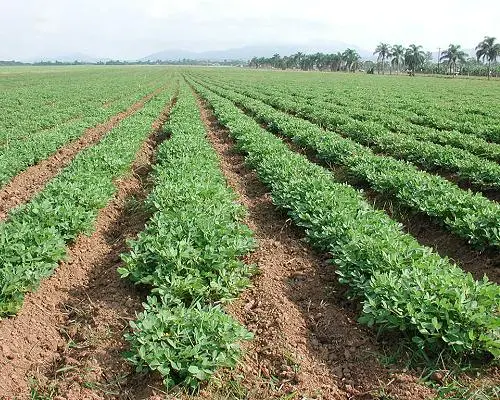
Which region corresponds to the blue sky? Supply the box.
[1,0,499,59]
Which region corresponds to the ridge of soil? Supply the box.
[0,95,176,400]
[192,93,435,400]
[0,86,165,222]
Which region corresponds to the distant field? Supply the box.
[0,66,498,400]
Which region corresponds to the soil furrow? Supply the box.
[0,86,165,222]
[194,93,435,400]
[0,95,176,400]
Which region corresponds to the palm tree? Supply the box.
[342,49,361,72]
[405,44,426,76]
[334,52,343,71]
[391,44,405,74]
[270,53,281,69]
[476,36,500,79]
[439,44,468,75]
[291,52,304,69]
[373,43,391,74]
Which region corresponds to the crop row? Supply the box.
[225,72,500,143]
[0,83,177,316]
[0,67,171,144]
[256,78,500,145]
[250,81,500,161]
[205,77,500,189]
[0,88,166,188]
[190,79,500,359]
[191,77,500,249]
[119,84,256,389]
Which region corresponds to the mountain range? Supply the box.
[20,43,478,64]
[19,42,375,63]
[141,42,372,61]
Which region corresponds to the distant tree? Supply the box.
[342,48,361,72]
[404,44,426,75]
[374,42,391,74]
[475,36,500,79]
[440,44,468,75]
[331,52,343,71]
[314,52,328,70]
[292,52,304,69]
[271,53,281,68]
[390,44,405,74]
[363,60,375,73]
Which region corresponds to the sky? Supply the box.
[1,0,499,60]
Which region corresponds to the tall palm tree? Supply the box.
[292,52,304,69]
[439,44,468,75]
[374,43,391,74]
[476,36,500,79]
[342,49,361,72]
[391,44,405,74]
[405,44,426,76]
[334,52,343,71]
[271,53,281,69]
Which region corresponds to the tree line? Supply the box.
[249,36,500,78]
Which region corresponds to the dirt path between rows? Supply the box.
[193,93,435,400]
[0,86,165,222]
[0,95,176,400]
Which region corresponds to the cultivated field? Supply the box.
[0,66,498,400]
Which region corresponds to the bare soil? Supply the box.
[0,86,165,222]
[0,96,175,400]
[191,95,435,400]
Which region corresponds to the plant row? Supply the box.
[191,77,500,249]
[260,78,500,145]
[206,77,500,189]
[0,83,177,317]
[224,73,500,144]
[0,85,167,189]
[190,79,500,359]
[0,67,171,144]
[118,84,256,389]
[253,82,500,162]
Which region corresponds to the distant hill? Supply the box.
[142,42,372,61]
[22,52,110,63]
[17,42,381,64]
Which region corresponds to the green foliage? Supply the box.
[191,80,500,359]
[125,296,252,390]
[0,67,171,188]
[0,85,176,316]
[120,84,256,388]
[208,76,500,188]
[193,78,500,249]
[263,74,500,144]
